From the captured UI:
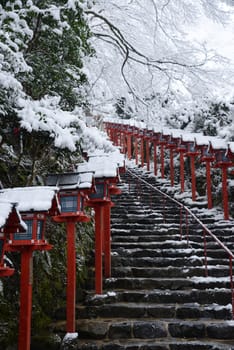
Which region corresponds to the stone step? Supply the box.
[75,302,232,320]
[110,247,228,259]
[90,289,231,306]
[111,266,230,278]
[104,277,230,291]
[111,234,207,243]
[111,256,227,268]
[73,339,234,350]
[111,241,221,250]
[73,319,234,342]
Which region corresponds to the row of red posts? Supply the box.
[0,150,124,350]
[104,119,234,221]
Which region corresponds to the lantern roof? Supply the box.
[0,200,26,232]
[0,187,59,213]
[228,142,234,155]
[171,129,184,139]
[181,133,202,143]
[194,135,214,146]
[78,154,119,179]
[0,200,16,228]
[209,138,227,150]
[46,172,94,190]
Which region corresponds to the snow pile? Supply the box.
[0,187,58,213]
[78,153,119,179]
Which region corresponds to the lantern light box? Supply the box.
[77,153,121,202]
[0,201,26,276]
[0,187,59,246]
[46,172,94,217]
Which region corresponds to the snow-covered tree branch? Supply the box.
[84,0,234,128]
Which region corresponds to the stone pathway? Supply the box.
[56,167,234,350]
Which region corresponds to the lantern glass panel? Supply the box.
[80,197,84,211]
[60,195,77,213]
[0,239,4,260]
[188,143,195,152]
[89,183,105,199]
[37,220,44,240]
[14,220,33,240]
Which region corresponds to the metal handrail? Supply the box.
[127,167,234,318]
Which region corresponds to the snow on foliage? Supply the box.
[0,0,110,154]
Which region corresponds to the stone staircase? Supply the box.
[58,168,234,349]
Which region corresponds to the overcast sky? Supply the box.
[188,13,234,62]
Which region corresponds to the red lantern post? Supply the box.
[79,154,121,294]
[46,172,94,333]
[195,136,215,209]
[182,134,200,201]
[165,131,180,187]
[210,140,233,220]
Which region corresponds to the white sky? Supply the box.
[188,14,234,62]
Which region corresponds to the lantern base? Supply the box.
[53,213,90,223]
[0,266,14,277]
[6,241,52,252]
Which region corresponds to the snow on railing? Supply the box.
[127,168,234,319]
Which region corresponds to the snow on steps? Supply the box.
[55,167,234,349]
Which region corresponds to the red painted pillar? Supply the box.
[222,166,229,220]
[120,132,124,153]
[180,152,185,193]
[66,220,76,333]
[135,136,138,165]
[115,130,119,146]
[205,161,212,209]
[127,134,132,160]
[141,137,144,167]
[170,149,174,187]
[94,205,103,294]
[18,248,33,350]
[153,142,157,176]
[190,155,196,201]
[160,144,165,178]
[103,203,111,278]
[146,139,150,171]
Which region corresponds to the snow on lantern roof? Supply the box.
[228,142,234,154]
[0,201,16,228]
[0,187,58,213]
[194,135,211,146]
[78,172,94,189]
[162,128,173,136]
[170,129,184,139]
[77,155,118,179]
[182,133,203,143]
[0,200,27,233]
[209,138,227,150]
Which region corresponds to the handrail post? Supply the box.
[135,136,138,165]
[229,256,234,319]
[153,141,157,176]
[180,206,183,240]
[160,144,165,178]
[163,196,166,223]
[186,209,189,246]
[203,229,208,277]
[170,149,174,187]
